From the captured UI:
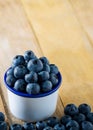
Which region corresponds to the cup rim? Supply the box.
[4,69,62,98]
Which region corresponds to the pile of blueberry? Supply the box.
[1,103,93,130]
[5,50,59,95]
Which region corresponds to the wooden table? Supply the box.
[0,0,93,125]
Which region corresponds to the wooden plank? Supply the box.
[21,0,93,109]
[69,0,93,46]
[0,0,64,123]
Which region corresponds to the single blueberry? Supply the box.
[60,115,72,125]
[87,112,93,124]
[26,83,40,94]
[42,64,50,73]
[41,80,52,93]
[38,71,49,81]
[39,56,49,64]
[6,74,16,87]
[10,123,23,130]
[49,73,58,86]
[6,68,14,76]
[14,65,28,78]
[24,50,36,62]
[0,121,7,130]
[43,126,53,130]
[25,71,38,83]
[0,112,5,121]
[23,122,35,130]
[50,64,59,74]
[27,59,43,72]
[64,104,79,116]
[66,120,79,130]
[78,103,91,115]
[12,55,25,67]
[47,116,59,127]
[54,123,66,130]
[36,121,47,130]
[81,121,93,130]
[14,79,26,92]
[73,113,86,124]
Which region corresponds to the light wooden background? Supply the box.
[0,0,93,124]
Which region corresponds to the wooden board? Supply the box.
[21,0,93,108]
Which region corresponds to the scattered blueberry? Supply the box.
[49,73,58,86]
[64,104,79,116]
[14,79,26,92]
[73,113,86,124]
[78,103,91,115]
[54,123,66,130]
[25,71,38,83]
[50,64,59,74]
[43,126,53,130]
[42,64,50,73]
[87,112,93,124]
[6,74,16,87]
[26,83,40,94]
[10,123,23,130]
[14,65,28,78]
[39,57,49,64]
[41,80,52,92]
[66,120,79,130]
[47,117,59,127]
[12,55,25,67]
[0,121,7,130]
[81,121,93,130]
[24,50,36,62]
[23,122,35,130]
[0,112,5,121]
[27,59,43,72]
[38,71,49,81]
[36,121,47,130]
[60,115,72,125]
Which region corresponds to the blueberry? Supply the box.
[38,71,49,81]
[25,71,38,83]
[54,123,66,130]
[36,121,47,130]
[12,55,25,67]
[81,121,93,130]
[41,80,52,93]
[26,83,40,94]
[14,79,26,92]
[73,113,86,124]
[47,116,59,127]
[66,120,79,130]
[6,68,14,76]
[64,104,79,116]
[27,59,43,72]
[50,64,59,74]
[24,50,36,62]
[10,123,23,130]
[49,73,58,86]
[60,115,72,125]
[6,74,16,87]
[0,121,7,130]
[87,112,93,124]
[78,103,91,115]
[42,64,50,73]
[39,56,49,64]
[43,126,53,130]
[23,122,35,130]
[14,65,28,78]
[0,112,5,121]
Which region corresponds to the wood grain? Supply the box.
[0,0,64,123]
[21,0,93,109]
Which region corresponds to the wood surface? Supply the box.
[0,0,93,124]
